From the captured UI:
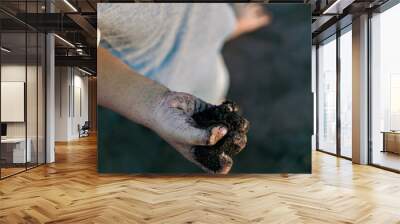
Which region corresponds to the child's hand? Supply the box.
[231,3,271,39]
[150,91,233,174]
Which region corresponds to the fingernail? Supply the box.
[219,126,228,136]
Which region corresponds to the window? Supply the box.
[370,3,400,171]
[317,36,337,154]
[339,28,352,158]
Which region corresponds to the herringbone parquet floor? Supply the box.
[1,135,400,224]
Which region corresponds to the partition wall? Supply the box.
[0,0,46,179]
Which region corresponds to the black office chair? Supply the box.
[78,121,90,138]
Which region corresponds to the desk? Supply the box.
[382,131,400,154]
[1,138,31,163]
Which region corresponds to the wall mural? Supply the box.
[97,3,312,174]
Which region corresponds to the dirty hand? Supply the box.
[149,91,232,174]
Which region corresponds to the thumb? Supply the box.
[167,112,228,146]
[190,124,228,146]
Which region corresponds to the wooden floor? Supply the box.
[1,163,43,178]
[1,135,400,224]
[372,150,400,171]
[1,167,26,178]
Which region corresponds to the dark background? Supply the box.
[98,4,313,173]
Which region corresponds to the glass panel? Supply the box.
[0,1,46,178]
[312,46,317,150]
[318,37,337,154]
[1,18,28,177]
[340,29,352,158]
[27,31,38,169]
[26,0,38,169]
[371,4,400,171]
[38,32,45,165]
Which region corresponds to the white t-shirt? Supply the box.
[98,3,236,104]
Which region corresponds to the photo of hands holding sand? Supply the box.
[97,3,312,174]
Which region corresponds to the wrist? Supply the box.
[147,89,172,130]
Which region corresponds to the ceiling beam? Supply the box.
[55,55,96,72]
[322,0,356,15]
[67,13,97,46]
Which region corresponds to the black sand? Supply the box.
[192,101,250,172]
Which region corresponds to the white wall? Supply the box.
[71,73,89,138]
[55,67,69,141]
[55,67,89,141]
[1,65,39,138]
[1,65,26,137]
